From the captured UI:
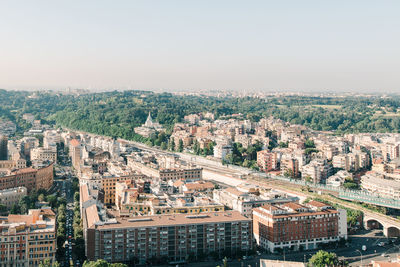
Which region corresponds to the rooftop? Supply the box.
[91,210,249,230]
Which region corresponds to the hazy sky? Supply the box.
[0,1,399,92]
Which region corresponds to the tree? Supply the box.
[74,191,80,202]
[38,193,45,202]
[223,256,228,267]
[309,250,339,267]
[178,139,184,152]
[160,141,167,150]
[305,139,315,148]
[168,138,175,151]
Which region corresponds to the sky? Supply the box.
[0,1,399,92]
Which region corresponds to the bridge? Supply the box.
[255,173,400,210]
[364,211,400,238]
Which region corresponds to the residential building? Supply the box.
[30,147,57,163]
[257,150,278,172]
[83,210,252,264]
[213,187,299,218]
[301,159,332,184]
[253,201,343,252]
[0,164,54,192]
[0,187,27,208]
[101,173,147,205]
[0,208,56,267]
[361,172,400,199]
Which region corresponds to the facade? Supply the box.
[257,151,278,172]
[0,159,27,170]
[70,139,83,170]
[301,159,332,184]
[361,173,400,199]
[127,157,202,181]
[213,187,299,218]
[101,174,146,204]
[0,164,54,192]
[280,157,299,178]
[0,187,27,208]
[253,201,341,252]
[84,211,252,264]
[0,208,56,267]
[30,147,57,163]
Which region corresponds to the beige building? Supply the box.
[127,156,202,181]
[30,147,57,163]
[0,208,56,267]
[0,187,27,208]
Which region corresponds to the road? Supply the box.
[57,147,80,267]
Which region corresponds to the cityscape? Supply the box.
[1,1,400,267]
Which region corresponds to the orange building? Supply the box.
[253,201,341,252]
[0,164,54,192]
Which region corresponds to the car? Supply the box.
[378,242,386,247]
[242,256,247,260]
[256,251,261,256]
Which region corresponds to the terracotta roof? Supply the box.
[307,200,329,208]
[86,204,100,228]
[225,187,245,197]
[282,202,304,210]
[184,181,214,191]
[12,167,36,174]
[70,139,80,147]
[173,180,184,187]
[81,184,90,203]
[372,261,400,267]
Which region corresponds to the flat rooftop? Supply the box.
[92,210,250,230]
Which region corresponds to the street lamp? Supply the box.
[356,249,363,267]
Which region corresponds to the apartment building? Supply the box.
[0,187,27,208]
[84,210,252,264]
[0,208,56,267]
[30,147,57,163]
[301,159,332,184]
[253,201,345,252]
[127,156,202,181]
[257,150,278,172]
[361,172,400,199]
[280,156,299,178]
[101,174,147,204]
[213,187,299,218]
[0,164,54,192]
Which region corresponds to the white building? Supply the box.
[0,187,27,208]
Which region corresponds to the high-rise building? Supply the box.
[0,135,8,160]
